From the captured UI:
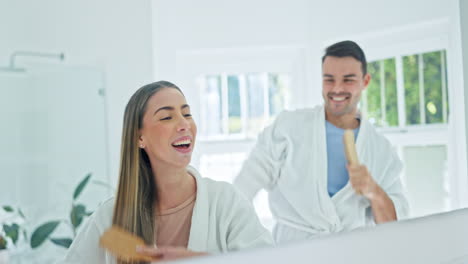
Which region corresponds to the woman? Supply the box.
[60,81,273,263]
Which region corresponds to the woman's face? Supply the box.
[139,87,197,169]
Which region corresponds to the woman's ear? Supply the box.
[138,133,145,149]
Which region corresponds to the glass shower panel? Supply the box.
[0,65,109,263]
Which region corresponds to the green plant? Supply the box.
[30,173,94,249]
[0,236,6,250]
[0,206,27,250]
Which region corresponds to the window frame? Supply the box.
[363,50,449,130]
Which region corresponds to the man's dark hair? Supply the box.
[322,40,367,76]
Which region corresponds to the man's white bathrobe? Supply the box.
[234,105,409,243]
[59,167,273,264]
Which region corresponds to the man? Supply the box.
[233,40,409,243]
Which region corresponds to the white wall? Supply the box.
[0,0,155,185]
[152,0,311,75]
[152,0,452,106]
[0,1,154,261]
[460,0,468,204]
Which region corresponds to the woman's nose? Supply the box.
[176,116,191,132]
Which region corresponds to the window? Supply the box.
[363,50,449,128]
[363,49,453,218]
[198,72,290,140]
[196,71,292,230]
[177,46,305,230]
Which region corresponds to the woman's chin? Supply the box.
[175,157,192,169]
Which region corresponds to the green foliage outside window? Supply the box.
[366,61,382,126]
[365,50,448,127]
[403,55,421,125]
[423,51,444,124]
[384,58,399,126]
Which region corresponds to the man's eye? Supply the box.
[324,79,334,83]
[344,79,355,83]
[160,117,172,121]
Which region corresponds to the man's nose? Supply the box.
[330,81,345,94]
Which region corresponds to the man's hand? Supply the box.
[347,164,397,223]
[347,164,378,200]
[136,245,207,262]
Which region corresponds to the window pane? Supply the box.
[201,76,222,136]
[227,75,241,133]
[268,73,289,117]
[403,145,449,217]
[384,58,398,127]
[423,51,443,124]
[403,55,421,125]
[246,73,266,137]
[366,61,383,126]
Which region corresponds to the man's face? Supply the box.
[322,56,370,117]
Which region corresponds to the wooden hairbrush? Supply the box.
[99,226,153,262]
[343,129,359,165]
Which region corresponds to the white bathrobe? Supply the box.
[234,105,409,243]
[58,166,273,264]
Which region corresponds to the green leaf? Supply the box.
[2,206,13,212]
[70,204,87,229]
[73,173,92,200]
[3,224,19,245]
[18,208,25,219]
[0,235,7,250]
[50,238,73,248]
[30,221,60,249]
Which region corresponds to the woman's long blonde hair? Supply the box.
[112,81,183,264]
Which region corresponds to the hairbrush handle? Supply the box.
[343,129,359,165]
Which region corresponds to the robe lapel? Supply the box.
[317,106,342,226]
[186,166,209,252]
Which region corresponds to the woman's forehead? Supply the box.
[148,88,187,109]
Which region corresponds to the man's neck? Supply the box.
[325,110,360,130]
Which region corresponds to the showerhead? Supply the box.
[0,51,65,73]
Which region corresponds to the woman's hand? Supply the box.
[136,245,208,262]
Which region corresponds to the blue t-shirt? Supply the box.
[326,120,360,197]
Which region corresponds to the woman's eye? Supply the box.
[184,114,192,118]
[160,117,172,121]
